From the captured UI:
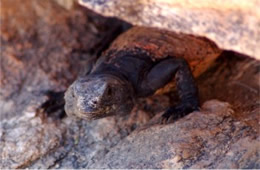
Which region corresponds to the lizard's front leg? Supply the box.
[138,57,199,123]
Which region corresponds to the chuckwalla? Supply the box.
[64,27,222,122]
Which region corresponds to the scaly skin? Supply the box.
[64,27,222,122]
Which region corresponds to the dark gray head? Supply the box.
[64,74,134,120]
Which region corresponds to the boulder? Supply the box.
[79,0,260,60]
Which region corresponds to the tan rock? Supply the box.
[79,0,260,60]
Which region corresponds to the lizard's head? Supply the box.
[64,74,134,120]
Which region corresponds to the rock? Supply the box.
[55,0,75,10]
[0,111,65,168]
[29,106,152,168]
[88,100,259,169]
[0,0,128,168]
[78,0,260,60]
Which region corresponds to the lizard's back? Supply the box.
[106,26,222,78]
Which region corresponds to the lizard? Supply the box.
[64,26,222,123]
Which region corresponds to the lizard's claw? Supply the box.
[160,103,200,124]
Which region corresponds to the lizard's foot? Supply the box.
[160,103,199,124]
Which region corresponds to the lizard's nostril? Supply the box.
[89,99,99,108]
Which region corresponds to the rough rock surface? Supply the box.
[1,0,259,169]
[1,111,65,168]
[0,0,129,168]
[89,100,259,169]
[79,0,260,60]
